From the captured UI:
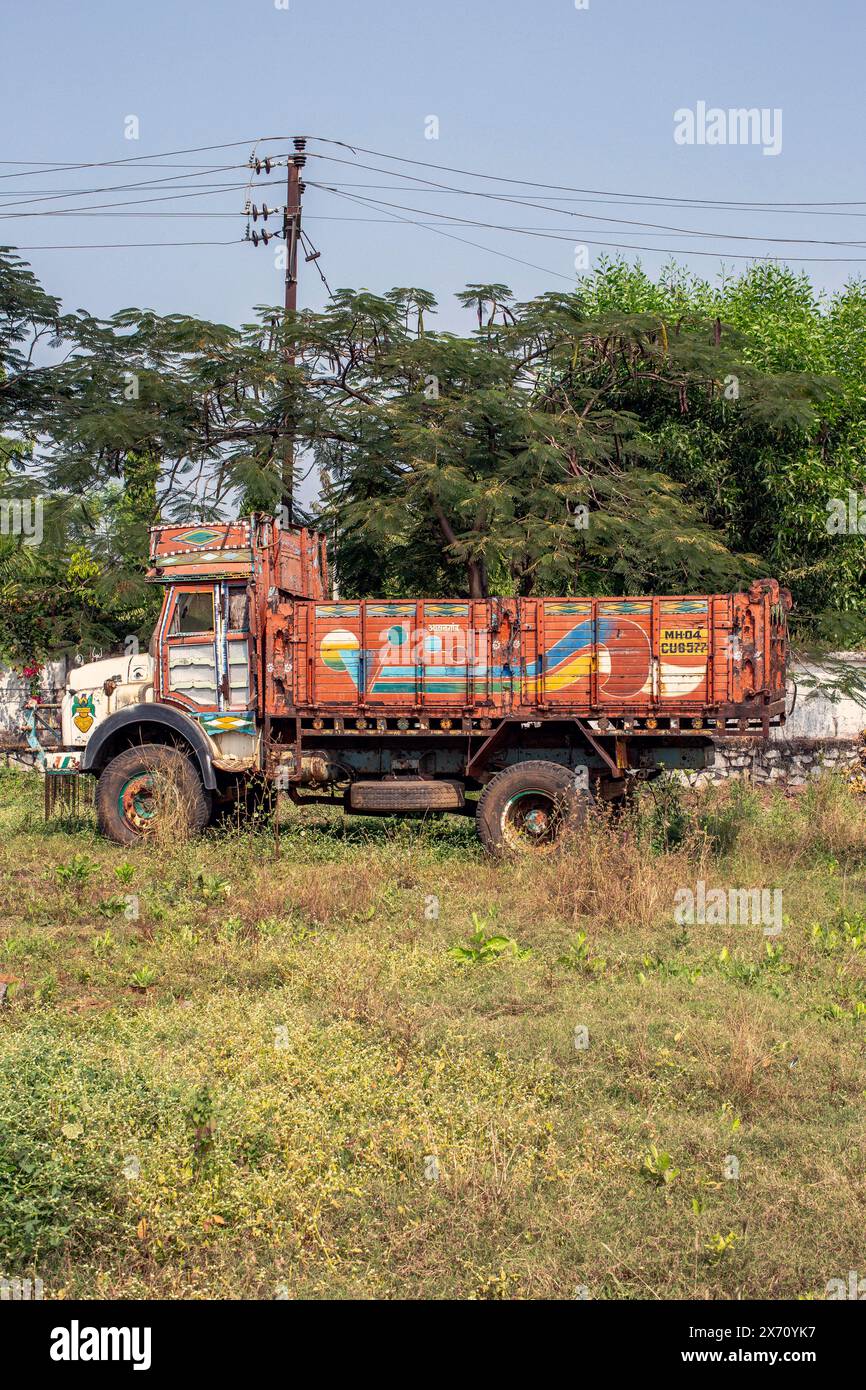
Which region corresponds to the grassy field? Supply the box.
[0,767,864,1301]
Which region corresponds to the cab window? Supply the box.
[170,590,214,635]
[227,587,249,632]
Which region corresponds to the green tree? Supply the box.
[2,247,864,665]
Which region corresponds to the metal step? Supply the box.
[348,780,464,813]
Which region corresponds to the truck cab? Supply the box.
[41,515,327,842]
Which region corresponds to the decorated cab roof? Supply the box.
[147,515,329,599]
[148,521,255,580]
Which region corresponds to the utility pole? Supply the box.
[283,138,305,316]
[281,138,306,521]
[245,136,307,521]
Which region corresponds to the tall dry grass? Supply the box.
[148,761,200,849]
[512,801,711,934]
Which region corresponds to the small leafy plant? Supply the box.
[55,854,97,899]
[449,913,530,964]
[186,1082,215,1176]
[557,932,606,974]
[717,940,789,987]
[810,912,866,954]
[195,871,231,903]
[130,965,157,991]
[640,1145,680,1186]
[97,895,129,919]
[705,1230,740,1261]
[34,972,58,1005]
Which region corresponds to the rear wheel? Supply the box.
[96,743,211,846]
[476,760,589,855]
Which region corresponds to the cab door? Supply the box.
[162,586,219,710]
[160,583,252,714]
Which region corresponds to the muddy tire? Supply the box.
[476,760,589,855]
[96,743,211,847]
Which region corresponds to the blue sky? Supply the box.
[2,0,862,334]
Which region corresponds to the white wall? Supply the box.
[0,659,68,763]
[775,658,866,741]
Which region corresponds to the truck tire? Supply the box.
[476,760,589,855]
[96,743,211,846]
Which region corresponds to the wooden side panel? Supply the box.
[596,600,654,705]
[419,602,472,706]
[536,600,594,706]
[469,601,492,709]
[264,603,294,716]
[364,602,418,708]
[515,599,539,708]
[657,598,710,705]
[711,595,734,705]
[273,526,328,600]
[311,602,364,706]
[298,600,486,712]
[291,602,308,709]
[733,593,758,701]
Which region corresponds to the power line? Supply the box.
[5,135,863,215]
[16,209,866,242]
[312,183,866,264]
[10,238,243,250]
[5,137,862,249]
[309,184,574,283]
[5,133,862,222]
[303,153,866,250]
[6,133,865,269]
[0,181,257,196]
[270,185,866,220]
[304,136,866,210]
[6,200,866,247]
[300,228,334,298]
[0,162,257,174]
[7,178,866,222]
[8,157,863,251]
[0,180,279,219]
[6,178,866,219]
[0,138,291,181]
[0,211,250,218]
[0,162,263,211]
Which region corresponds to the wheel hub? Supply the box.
[118,773,156,833]
[502,790,559,848]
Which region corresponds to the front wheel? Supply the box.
[475,760,589,855]
[96,743,211,846]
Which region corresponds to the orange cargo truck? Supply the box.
[36,515,791,852]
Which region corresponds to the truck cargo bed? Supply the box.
[265,581,789,728]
